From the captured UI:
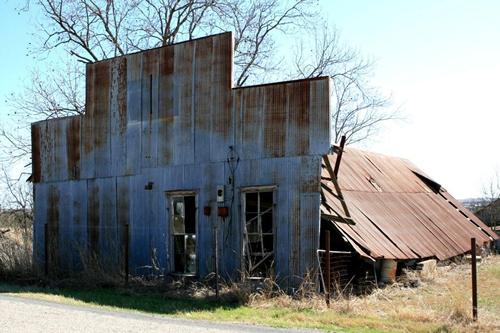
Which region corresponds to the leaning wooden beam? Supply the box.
[323,155,352,220]
[333,135,346,177]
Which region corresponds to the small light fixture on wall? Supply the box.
[203,206,211,216]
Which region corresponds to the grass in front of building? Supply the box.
[1,255,499,333]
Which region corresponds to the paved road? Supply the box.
[0,294,320,333]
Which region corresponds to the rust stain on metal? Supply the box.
[263,84,286,157]
[31,124,41,183]
[321,149,498,261]
[66,117,81,180]
[194,36,212,133]
[158,45,174,165]
[117,57,128,134]
[47,185,59,268]
[288,80,310,156]
[93,61,110,149]
[82,64,95,155]
[88,182,100,254]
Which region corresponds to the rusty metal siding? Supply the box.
[300,192,321,277]
[32,32,331,283]
[110,57,128,177]
[31,124,42,182]
[81,64,96,179]
[233,77,331,161]
[141,49,160,169]
[32,183,46,267]
[93,61,112,178]
[66,117,81,180]
[158,46,175,166]
[126,52,142,175]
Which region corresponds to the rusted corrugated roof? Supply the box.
[321,148,498,261]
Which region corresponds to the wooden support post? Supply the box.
[44,223,49,276]
[471,237,478,321]
[325,230,331,307]
[124,223,129,286]
[333,135,346,177]
[214,225,220,299]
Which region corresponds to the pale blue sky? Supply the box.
[1,1,499,198]
[320,0,500,198]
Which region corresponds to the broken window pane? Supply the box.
[184,196,196,234]
[262,212,273,233]
[174,235,185,273]
[246,192,258,213]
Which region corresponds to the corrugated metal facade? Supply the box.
[32,32,331,283]
[321,149,498,261]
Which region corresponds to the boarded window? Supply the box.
[243,190,274,277]
[171,195,196,274]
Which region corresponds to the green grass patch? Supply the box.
[0,283,454,333]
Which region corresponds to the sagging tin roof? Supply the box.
[321,148,498,261]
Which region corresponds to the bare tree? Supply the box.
[292,23,400,144]
[0,167,33,276]
[482,169,500,204]
[28,0,313,85]
[478,168,500,232]
[3,0,397,166]
[215,0,313,86]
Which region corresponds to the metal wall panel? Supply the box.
[32,33,330,284]
[141,49,160,169]
[126,52,142,175]
[81,64,96,179]
[300,193,321,277]
[93,61,112,178]
[110,57,128,177]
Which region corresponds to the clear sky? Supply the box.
[0,1,499,199]
[320,0,500,199]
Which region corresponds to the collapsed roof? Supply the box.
[321,147,498,261]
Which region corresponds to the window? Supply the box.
[171,195,197,274]
[243,190,274,277]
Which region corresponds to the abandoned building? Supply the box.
[31,32,498,287]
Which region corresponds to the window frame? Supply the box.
[167,191,198,276]
[241,186,277,278]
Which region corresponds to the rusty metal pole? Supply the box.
[471,237,478,321]
[325,230,331,307]
[214,224,220,299]
[125,223,129,286]
[44,223,49,276]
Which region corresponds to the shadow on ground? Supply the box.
[0,283,241,315]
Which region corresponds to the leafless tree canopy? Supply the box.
[482,169,500,204]
[292,24,399,144]
[2,0,400,171]
[30,0,314,86]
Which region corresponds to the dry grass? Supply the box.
[236,255,500,332]
[0,231,498,333]
[0,227,33,279]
